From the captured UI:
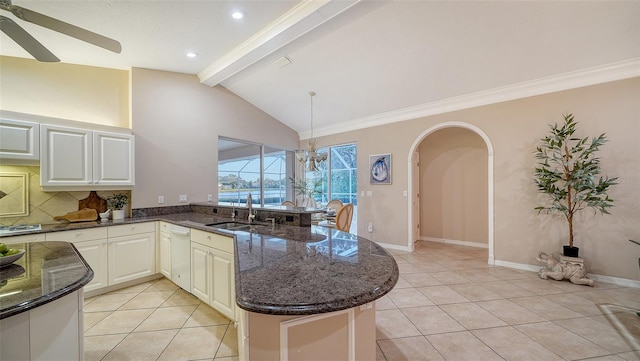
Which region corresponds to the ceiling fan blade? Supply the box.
[7,4,121,53]
[0,15,59,62]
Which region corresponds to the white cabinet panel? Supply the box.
[0,119,39,161]
[159,231,171,278]
[108,232,155,285]
[40,125,92,186]
[74,239,108,292]
[29,291,80,361]
[93,131,135,186]
[211,248,235,320]
[190,241,211,303]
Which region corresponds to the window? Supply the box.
[306,143,357,206]
[218,138,295,206]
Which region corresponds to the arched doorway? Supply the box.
[407,122,495,265]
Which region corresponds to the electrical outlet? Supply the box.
[179,195,188,202]
[158,196,164,204]
[208,194,213,202]
[368,222,373,232]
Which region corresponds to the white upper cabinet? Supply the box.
[40,124,134,189]
[40,125,92,187]
[0,119,40,162]
[93,131,135,186]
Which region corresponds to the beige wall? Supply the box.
[312,78,639,280]
[130,68,299,208]
[418,128,488,245]
[0,56,129,128]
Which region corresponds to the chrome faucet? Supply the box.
[231,202,236,221]
[247,193,255,223]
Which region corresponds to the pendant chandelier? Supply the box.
[297,91,327,171]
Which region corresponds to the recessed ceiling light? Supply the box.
[231,11,245,20]
[186,52,198,58]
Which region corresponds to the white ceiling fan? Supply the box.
[0,0,121,62]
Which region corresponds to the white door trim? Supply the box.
[407,121,495,265]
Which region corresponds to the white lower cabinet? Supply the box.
[190,229,235,321]
[45,223,155,293]
[159,229,172,279]
[191,241,211,302]
[46,228,109,293]
[107,223,156,286]
[74,239,108,291]
[210,248,235,318]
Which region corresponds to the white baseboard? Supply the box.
[376,242,413,252]
[494,259,640,288]
[587,274,640,288]
[494,259,542,273]
[421,236,489,249]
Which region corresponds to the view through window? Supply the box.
[306,143,357,207]
[218,138,294,206]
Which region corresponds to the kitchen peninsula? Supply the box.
[0,204,398,360]
[0,241,93,361]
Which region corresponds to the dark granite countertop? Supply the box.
[232,226,399,315]
[0,210,399,316]
[0,241,94,319]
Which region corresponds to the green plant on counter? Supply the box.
[533,113,618,250]
[107,193,129,210]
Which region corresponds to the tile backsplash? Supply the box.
[0,165,130,226]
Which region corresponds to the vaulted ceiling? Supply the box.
[1,1,638,139]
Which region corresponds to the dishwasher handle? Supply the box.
[169,225,190,236]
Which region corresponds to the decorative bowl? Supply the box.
[0,249,25,268]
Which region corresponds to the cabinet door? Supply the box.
[211,248,235,320]
[41,125,92,186]
[73,239,108,292]
[0,119,39,161]
[108,232,156,285]
[190,242,212,303]
[93,131,135,186]
[159,232,171,279]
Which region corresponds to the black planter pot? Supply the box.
[563,245,579,257]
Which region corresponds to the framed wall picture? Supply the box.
[369,153,391,184]
[0,172,29,217]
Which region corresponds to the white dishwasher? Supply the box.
[170,225,191,291]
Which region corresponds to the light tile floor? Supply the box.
[377,241,640,361]
[84,279,238,361]
[84,241,640,361]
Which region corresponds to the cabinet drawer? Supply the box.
[191,229,234,254]
[108,222,155,238]
[46,227,108,243]
[1,233,46,244]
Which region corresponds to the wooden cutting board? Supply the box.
[79,191,107,214]
[54,208,98,222]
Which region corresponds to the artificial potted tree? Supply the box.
[107,193,129,220]
[533,113,618,257]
